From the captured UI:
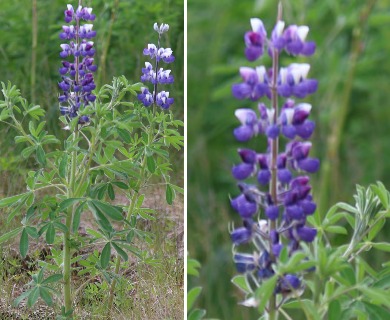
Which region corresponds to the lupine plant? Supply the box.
[228,4,390,320]
[0,2,183,319]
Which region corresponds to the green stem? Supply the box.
[267,4,282,320]
[31,0,37,103]
[106,108,154,317]
[63,129,79,314]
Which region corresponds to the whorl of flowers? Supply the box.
[58,4,97,124]
[138,23,175,109]
[230,14,319,303]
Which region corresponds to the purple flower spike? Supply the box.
[229,13,318,301]
[58,4,97,124]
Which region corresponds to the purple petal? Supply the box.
[231,227,252,245]
[298,158,320,173]
[297,227,317,242]
[265,205,279,220]
[278,169,292,184]
[238,149,257,164]
[257,169,271,185]
[282,124,296,139]
[301,41,316,56]
[233,125,254,142]
[245,46,263,61]
[266,124,279,139]
[296,120,315,139]
[232,163,255,180]
[231,194,257,218]
[234,253,256,273]
[277,84,293,97]
[301,200,316,215]
[286,205,304,220]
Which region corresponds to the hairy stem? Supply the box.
[64,129,79,314]
[267,4,282,320]
[106,108,153,317]
[31,0,37,103]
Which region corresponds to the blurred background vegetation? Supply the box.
[0,0,184,197]
[188,0,390,318]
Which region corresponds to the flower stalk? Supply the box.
[229,3,318,317]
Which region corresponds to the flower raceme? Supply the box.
[58,4,97,124]
[138,23,175,109]
[229,16,319,306]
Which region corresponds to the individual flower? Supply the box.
[244,18,267,61]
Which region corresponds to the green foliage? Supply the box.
[0,74,183,317]
[187,256,207,320]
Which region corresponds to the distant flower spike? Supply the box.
[138,23,175,109]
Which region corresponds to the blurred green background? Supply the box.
[0,0,184,196]
[188,0,390,318]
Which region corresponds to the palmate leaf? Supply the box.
[166,183,175,205]
[90,200,123,221]
[0,192,31,208]
[187,309,206,320]
[112,242,128,262]
[20,228,29,258]
[0,227,23,244]
[87,202,114,233]
[187,287,202,312]
[255,275,278,314]
[100,242,111,269]
[39,287,53,306]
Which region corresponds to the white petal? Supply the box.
[296,103,312,113]
[250,18,264,33]
[284,109,294,124]
[235,108,256,125]
[239,297,259,307]
[297,26,309,41]
[255,66,266,83]
[275,21,285,37]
